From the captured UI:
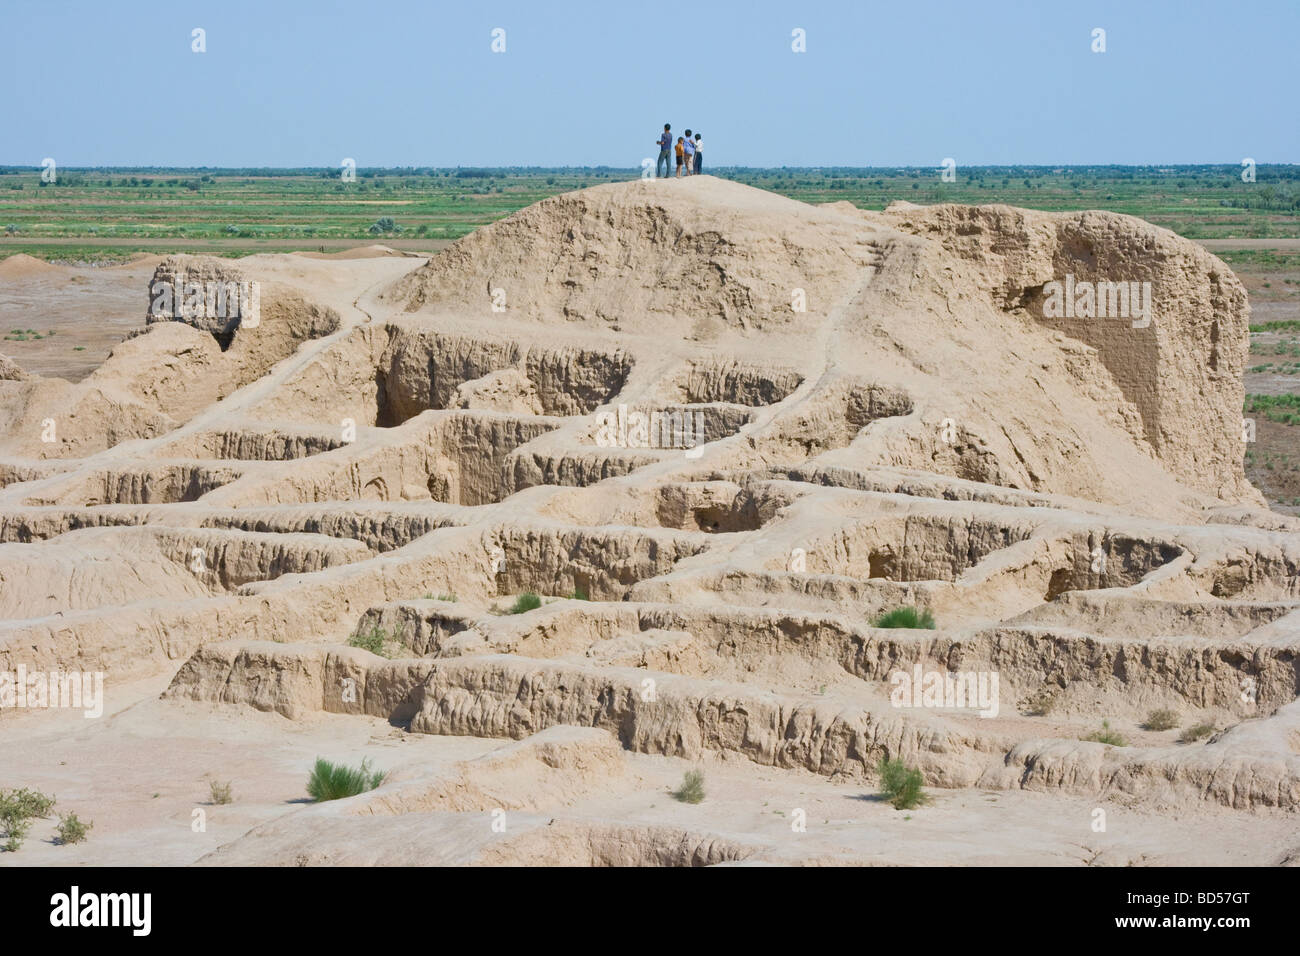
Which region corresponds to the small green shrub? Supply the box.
[348,623,387,655]
[306,758,387,802]
[1180,722,1216,743]
[0,788,55,852]
[208,779,233,805]
[2,816,32,852]
[672,770,705,804]
[54,812,92,846]
[348,623,404,657]
[508,592,542,614]
[872,606,936,629]
[877,758,926,809]
[569,587,590,601]
[1143,709,1180,732]
[2,788,54,819]
[1083,719,1128,746]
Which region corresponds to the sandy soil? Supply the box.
[1,688,1291,867]
[0,248,426,381]
[0,255,160,380]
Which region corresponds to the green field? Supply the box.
[1,164,1296,263]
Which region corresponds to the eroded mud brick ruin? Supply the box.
[1,178,1296,864]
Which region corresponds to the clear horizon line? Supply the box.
[1,162,1296,172]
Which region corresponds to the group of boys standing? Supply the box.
[655,124,702,178]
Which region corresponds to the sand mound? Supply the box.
[385,177,1252,511]
[0,352,27,381]
[293,245,423,260]
[1,180,1295,866]
[0,253,60,278]
[0,255,344,459]
[110,253,166,270]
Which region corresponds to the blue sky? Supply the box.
[2,0,1296,167]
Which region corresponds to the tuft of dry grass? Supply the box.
[1143,709,1180,732]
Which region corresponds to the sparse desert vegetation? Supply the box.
[54,812,92,846]
[1143,709,1181,731]
[0,788,54,852]
[672,770,706,805]
[873,606,936,629]
[1180,722,1217,743]
[0,788,69,852]
[1083,720,1129,747]
[306,758,387,802]
[877,758,927,810]
[507,592,543,615]
[208,779,234,805]
[348,623,406,658]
